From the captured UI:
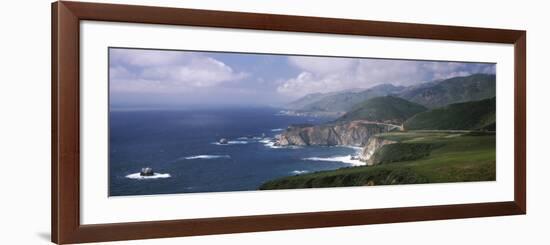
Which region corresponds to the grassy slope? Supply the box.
[369,142,435,165]
[404,97,496,130]
[336,96,427,124]
[259,131,495,190]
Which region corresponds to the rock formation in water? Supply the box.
[218,138,228,144]
[140,167,154,176]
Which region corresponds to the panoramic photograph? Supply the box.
[108,47,496,196]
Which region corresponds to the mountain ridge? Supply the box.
[285,73,496,114]
[285,83,405,113]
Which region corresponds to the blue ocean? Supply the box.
[109,107,362,196]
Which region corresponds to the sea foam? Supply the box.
[184,155,231,160]
[303,155,365,166]
[237,136,263,140]
[211,140,248,145]
[262,139,282,149]
[291,170,310,175]
[259,138,280,148]
[342,145,364,152]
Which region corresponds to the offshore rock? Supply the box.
[140,167,154,176]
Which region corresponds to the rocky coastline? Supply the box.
[275,120,400,165]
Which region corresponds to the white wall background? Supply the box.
[0,0,547,244]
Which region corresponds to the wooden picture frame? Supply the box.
[51,1,526,244]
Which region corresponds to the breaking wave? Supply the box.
[303,155,365,166]
[212,140,248,145]
[184,155,231,160]
[342,145,364,152]
[261,138,282,149]
[237,136,263,140]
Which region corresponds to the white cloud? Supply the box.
[110,49,248,93]
[110,49,192,67]
[278,57,495,98]
[288,56,356,74]
[277,71,357,97]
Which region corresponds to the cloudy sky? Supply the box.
[109,48,495,109]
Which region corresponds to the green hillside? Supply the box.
[337,96,427,124]
[397,73,496,108]
[259,131,496,190]
[404,97,495,130]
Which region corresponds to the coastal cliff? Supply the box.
[358,136,396,165]
[276,121,398,147]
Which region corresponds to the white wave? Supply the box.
[303,155,365,166]
[125,172,171,180]
[212,140,248,145]
[291,170,310,175]
[184,155,231,160]
[263,141,283,149]
[259,138,272,143]
[238,136,263,140]
[259,137,280,148]
[228,140,248,144]
[341,145,364,152]
[270,128,284,132]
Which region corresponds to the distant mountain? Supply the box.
[285,92,336,111]
[337,96,427,125]
[285,74,495,115]
[286,84,405,113]
[404,97,496,130]
[397,74,496,108]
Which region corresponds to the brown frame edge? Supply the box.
[52,1,526,244]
